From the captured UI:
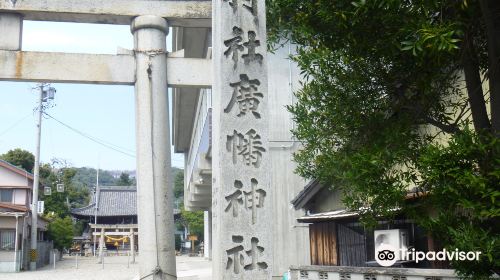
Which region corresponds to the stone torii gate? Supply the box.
[0,0,272,279]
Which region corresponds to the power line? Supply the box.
[43,112,185,166]
[43,112,136,158]
[0,113,32,138]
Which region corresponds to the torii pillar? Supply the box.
[131,15,176,280]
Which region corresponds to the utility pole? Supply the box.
[30,84,55,270]
[93,166,99,257]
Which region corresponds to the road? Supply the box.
[0,255,212,280]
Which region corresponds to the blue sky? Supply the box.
[0,21,184,170]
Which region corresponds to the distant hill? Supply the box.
[71,167,183,190]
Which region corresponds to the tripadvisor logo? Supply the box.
[375,244,482,267]
[375,244,398,267]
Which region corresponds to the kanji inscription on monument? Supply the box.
[224,179,267,223]
[213,0,272,276]
[226,235,268,274]
[226,129,266,167]
[224,74,263,118]
[223,0,258,16]
[224,27,264,68]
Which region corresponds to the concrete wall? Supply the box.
[36,241,53,268]
[0,250,20,272]
[267,44,311,279]
[289,265,458,280]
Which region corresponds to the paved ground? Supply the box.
[1,255,212,280]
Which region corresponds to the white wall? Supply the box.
[267,43,311,279]
[0,167,31,187]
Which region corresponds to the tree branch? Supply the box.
[423,116,461,134]
[461,30,491,132]
[480,0,500,137]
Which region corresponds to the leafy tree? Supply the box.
[73,220,85,237]
[180,206,204,239]
[174,168,203,239]
[0,148,35,172]
[175,234,182,251]
[47,216,74,251]
[173,171,184,200]
[268,0,499,277]
[414,129,499,277]
[71,167,117,189]
[116,172,132,186]
[173,169,205,245]
[40,160,90,217]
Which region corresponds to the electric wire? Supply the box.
[43,112,136,158]
[0,113,32,138]
[44,112,185,167]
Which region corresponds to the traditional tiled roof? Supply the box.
[290,179,324,210]
[297,209,358,223]
[72,186,137,217]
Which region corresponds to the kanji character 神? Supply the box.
[224,180,244,217]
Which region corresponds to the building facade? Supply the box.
[0,160,49,272]
[71,186,181,257]
[172,27,311,277]
[288,180,459,280]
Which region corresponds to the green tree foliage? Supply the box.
[73,220,85,237]
[180,206,204,238]
[40,160,90,217]
[174,171,184,200]
[71,167,117,189]
[175,234,182,251]
[116,172,132,186]
[415,130,500,278]
[0,148,35,172]
[47,216,74,250]
[268,0,499,277]
[174,169,204,239]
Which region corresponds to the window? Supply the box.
[0,230,15,250]
[0,189,13,203]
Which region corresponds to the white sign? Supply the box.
[37,201,45,214]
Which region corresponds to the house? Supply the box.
[0,159,49,272]
[288,180,458,279]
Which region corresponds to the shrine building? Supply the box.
[72,186,138,254]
